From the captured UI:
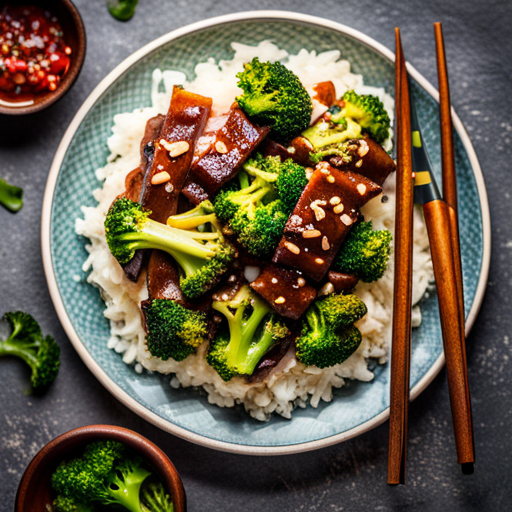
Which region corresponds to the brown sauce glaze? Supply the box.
[250,264,316,320]
[273,163,382,282]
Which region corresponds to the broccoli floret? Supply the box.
[141,482,174,512]
[0,177,23,213]
[334,220,392,282]
[143,299,208,361]
[53,495,95,512]
[296,294,367,368]
[0,311,59,392]
[336,90,391,144]
[104,198,235,299]
[51,440,155,512]
[206,286,289,381]
[213,154,307,257]
[236,57,312,143]
[302,90,391,163]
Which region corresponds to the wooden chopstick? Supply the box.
[434,21,475,473]
[388,28,415,486]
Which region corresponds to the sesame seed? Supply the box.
[357,184,367,195]
[213,316,222,323]
[287,146,296,154]
[330,196,341,205]
[215,141,228,154]
[327,175,335,183]
[151,171,171,185]
[318,282,335,296]
[315,258,325,264]
[333,203,345,214]
[358,140,369,157]
[355,159,363,168]
[302,229,321,239]
[322,236,330,251]
[340,214,353,226]
[305,167,314,180]
[297,277,306,287]
[271,277,278,284]
[160,139,190,157]
[221,293,229,301]
[275,296,286,304]
[164,182,174,193]
[284,241,300,254]
[228,274,237,282]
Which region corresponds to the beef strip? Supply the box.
[140,86,212,222]
[121,114,166,281]
[250,264,316,320]
[181,103,269,204]
[326,271,359,294]
[328,138,396,186]
[273,162,382,282]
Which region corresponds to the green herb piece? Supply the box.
[0,178,23,213]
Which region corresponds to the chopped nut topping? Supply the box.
[151,171,171,185]
[322,236,330,251]
[355,159,363,168]
[287,146,296,154]
[271,277,278,284]
[330,196,341,205]
[284,241,300,255]
[303,229,321,238]
[327,175,335,183]
[305,167,314,180]
[221,293,229,301]
[228,274,237,283]
[357,183,367,195]
[315,258,325,264]
[358,140,369,157]
[340,214,353,226]
[320,167,330,175]
[297,277,306,287]
[275,296,286,304]
[310,200,327,222]
[318,282,335,296]
[164,182,174,193]
[160,139,190,157]
[215,141,228,154]
[333,203,345,214]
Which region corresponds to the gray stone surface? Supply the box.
[0,0,510,510]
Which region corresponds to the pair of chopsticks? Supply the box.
[388,24,474,485]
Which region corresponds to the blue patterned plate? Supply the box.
[42,12,490,454]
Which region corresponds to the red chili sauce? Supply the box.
[0,5,72,103]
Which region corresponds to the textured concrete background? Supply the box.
[1,0,511,510]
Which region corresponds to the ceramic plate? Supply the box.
[42,11,490,455]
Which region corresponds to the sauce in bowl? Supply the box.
[0,5,72,106]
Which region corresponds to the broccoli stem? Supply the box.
[225,177,273,220]
[167,202,220,231]
[119,218,218,259]
[0,339,37,367]
[213,293,272,369]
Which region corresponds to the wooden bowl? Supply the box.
[15,425,187,512]
[0,0,86,115]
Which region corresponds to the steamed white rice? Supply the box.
[76,42,433,421]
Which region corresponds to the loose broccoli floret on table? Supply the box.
[236,57,313,143]
[334,220,392,283]
[51,440,156,512]
[0,311,59,392]
[303,90,391,162]
[296,293,367,369]
[206,286,289,381]
[213,154,307,258]
[104,198,235,299]
[143,299,209,361]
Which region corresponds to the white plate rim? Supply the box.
[41,10,491,456]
